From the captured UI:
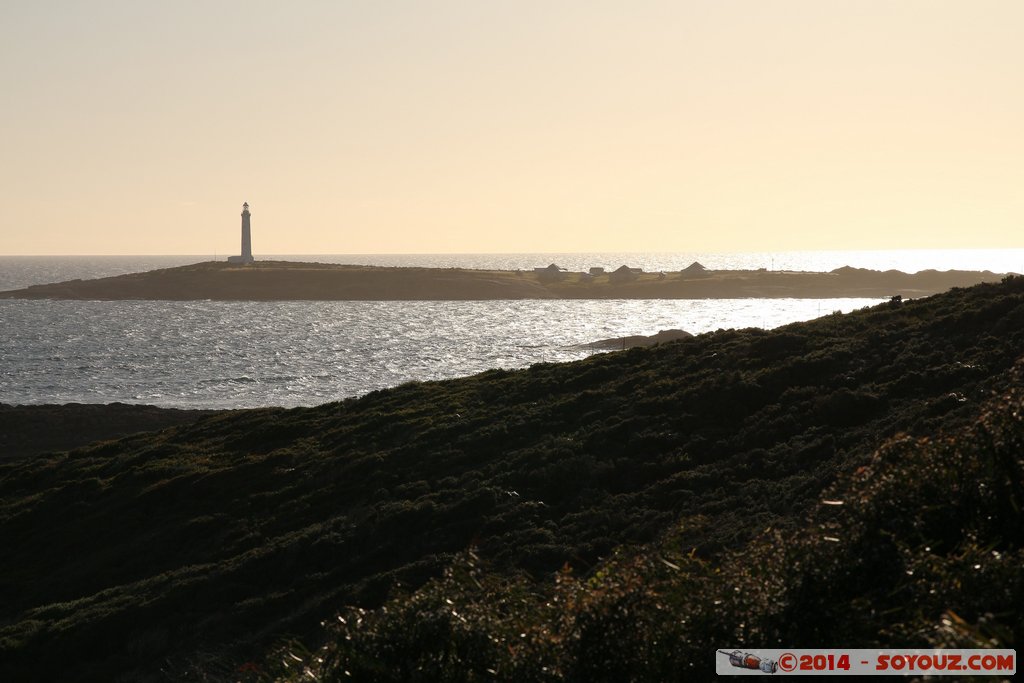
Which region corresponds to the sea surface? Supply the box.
[1,250,1017,409]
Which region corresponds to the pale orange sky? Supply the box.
[1,1,1021,255]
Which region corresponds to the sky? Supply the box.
[1,1,1022,255]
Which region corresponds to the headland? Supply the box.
[0,260,1007,300]
[3,276,1024,680]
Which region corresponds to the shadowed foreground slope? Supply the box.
[0,403,219,459]
[3,278,1024,681]
[272,369,1024,682]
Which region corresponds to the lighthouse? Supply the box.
[239,202,253,263]
[227,202,254,264]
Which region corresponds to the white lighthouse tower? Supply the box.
[227,202,254,264]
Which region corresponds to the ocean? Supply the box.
[1,250,1018,409]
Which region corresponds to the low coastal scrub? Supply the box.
[0,403,217,459]
[269,378,1024,681]
[2,277,1024,680]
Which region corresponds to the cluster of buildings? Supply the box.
[534,261,709,282]
[534,263,643,282]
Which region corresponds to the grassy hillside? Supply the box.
[3,277,1024,681]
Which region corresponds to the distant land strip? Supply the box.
[0,260,1008,301]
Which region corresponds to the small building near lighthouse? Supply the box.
[227,202,255,264]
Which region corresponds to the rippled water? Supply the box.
[3,249,1014,408]
[1,297,876,408]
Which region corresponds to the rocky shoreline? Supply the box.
[579,328,694,350]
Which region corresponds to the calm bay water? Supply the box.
[0,250,1016,408]
[0,297,877,408]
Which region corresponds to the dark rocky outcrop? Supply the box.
[581,328,694,349]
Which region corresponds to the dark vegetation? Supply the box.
[0,403,219,459]
[2,278,1024,681]
[270,378,1024,682]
